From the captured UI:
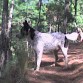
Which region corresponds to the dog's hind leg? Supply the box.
[54,49,59,66]
[61,46,68,68]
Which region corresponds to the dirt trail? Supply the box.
[25,43,83,83]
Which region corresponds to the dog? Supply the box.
[18,20,83,71]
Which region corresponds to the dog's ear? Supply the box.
[25,20,28,24]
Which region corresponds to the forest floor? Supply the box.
[25,42,83,83]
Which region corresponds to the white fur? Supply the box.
[21,21,83,71]
[29,31,83,71]
[28,32,68,71]
[66,32,78,41]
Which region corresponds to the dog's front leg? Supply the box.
[34,47,43,71]
[36,52,42,71]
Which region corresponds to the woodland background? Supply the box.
[0,0,83,83]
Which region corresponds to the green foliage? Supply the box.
[0,1,83,81]
[71,0,83,28]
[0,0,83,65]
[0,0,83,30]
[76,3,83,27]
[11,0,48,31]
[46,0,65,31]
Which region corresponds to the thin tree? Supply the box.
[62,0,75,33]
[1,0,9,66]
[62,0,70,33]
[74,0,78,16]
[37,0,42,28]
[8,0,14,35]
[0,0,11,77]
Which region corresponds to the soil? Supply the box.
[25,42,83,83]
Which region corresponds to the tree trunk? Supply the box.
[1,0,8,66]
[7,0,14,61]
[8,0,14,36]
[74,0,77,16]
[57,12,60,32]
[0,0,9,77]
[61,0,70,34]
[37,0,42,28]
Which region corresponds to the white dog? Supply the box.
[19,20,83,71]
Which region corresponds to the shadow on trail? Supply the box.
[27,63,83,83]
[26,43,83,83]
[41,61,54,67]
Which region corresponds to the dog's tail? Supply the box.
[65,32,78,41]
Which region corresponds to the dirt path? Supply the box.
[25,43,83,83]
